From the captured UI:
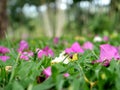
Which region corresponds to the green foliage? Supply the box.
[1,36,120,89]
[88,14,114,34]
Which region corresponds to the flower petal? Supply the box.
[20,51,33,60]
[0,46,10,54]
[71,42,84,53]
[63,73,70,77]
[83,42,93,50]
[43,67,51,78]
[18,40,29,52]
[0,56,10,62]
[99,44,120,62]
[65,42,84,54]
[53,37,59,44]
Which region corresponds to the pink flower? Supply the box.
[63,73,70,78]
[17,40,29,52]
[43,46,54,57]
[38,46,54,58]
[20,51,33,60]
[65,48,73,54]
[82,41,93,50]
[37,50,45,58]
[53,37,59,44]
[103,36,109,42]
[43,66,51,78]
[65,42,84,54]
[0,46,10,62]
[0,46,10,54]
[93,44,120,66]
[0,56,10,62]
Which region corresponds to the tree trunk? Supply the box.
[55,9,66,37]
[55,0,66,37]
[41,9,53,37]
[0,0,7,39]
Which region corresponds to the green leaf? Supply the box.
[32,78,54,90]
[56,75,64,90]
[71,79,80,90]
[5,81,24,90]
[12,81,24,90]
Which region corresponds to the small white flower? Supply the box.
[93,36,102,42]
[51,51,70,64]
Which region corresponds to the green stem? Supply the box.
[9,53,21,83]
[77,62,97,90]
[77,62,90,83]
[92,50,99,59]
[76,62,85,77]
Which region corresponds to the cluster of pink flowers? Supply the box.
[43,41,94,79]
[18,40,54,60]
[18,40,34,61]
[1,37,120,80]
[65,41,94,54]
[0,40,55,62]
[20,51,34,61]
[0,46,10,62]
[37,46,54,59]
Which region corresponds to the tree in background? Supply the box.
[4,0,120,39]
[8,0,56,38]
[110,0,120,32]
[0,0,7,39]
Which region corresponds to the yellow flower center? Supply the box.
[71,53,78,61]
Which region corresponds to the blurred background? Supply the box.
[0,0,120,39]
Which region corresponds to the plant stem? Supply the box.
[92,50,99,59]
[77,62,97,90]
[9,53,21,83]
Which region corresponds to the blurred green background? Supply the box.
[0,0,120,39]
